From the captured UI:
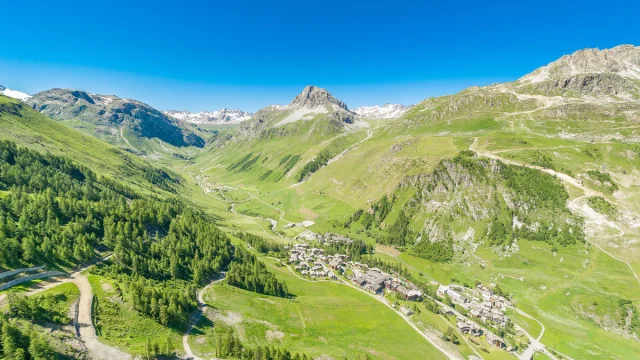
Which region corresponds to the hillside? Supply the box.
[0,95,181,194]
[3,44,640,360]
[183,45,640,360]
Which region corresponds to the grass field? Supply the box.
[194,259,449,359]
[88,275,184,356]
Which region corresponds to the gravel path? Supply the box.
[0,256,131,360]
[183,274,226,360]
[71,272,131,360]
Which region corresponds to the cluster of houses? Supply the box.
[295,231,355,245]
[437,283,514,348]
[288,243,344,279]
[350,266,423,301]
[437,283,512,327]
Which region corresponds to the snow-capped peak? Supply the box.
[164,109,253,125]
[352,103,412,119]
[0,85,31,101]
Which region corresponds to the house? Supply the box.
[437,285,449,298]
[441,306,455,316]
[405,289,423,301]
[447,289,468,304]
[457,321,470,334]
[400,307,415,316]
[470,323,482,336]
[486,333,504,347]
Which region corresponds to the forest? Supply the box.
[226,246,289,298]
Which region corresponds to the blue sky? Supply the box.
[1,0,638,112]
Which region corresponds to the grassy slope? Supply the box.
[89,275,184,356]
[196,258,447,360]
[0,95,176,195]
[186,109,640,359]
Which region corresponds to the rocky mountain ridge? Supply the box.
[519,45,640,83]
[27,88,205,149]
[164,109,253,125]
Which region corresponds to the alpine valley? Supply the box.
[1,44,640,360]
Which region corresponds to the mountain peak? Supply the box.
[289,85,349,111]
[520,44,640,83]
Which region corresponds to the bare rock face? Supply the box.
[289,85,349,110]
[520,45,640,83]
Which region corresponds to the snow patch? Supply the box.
[353,103,413,119]
[0,86,31,101]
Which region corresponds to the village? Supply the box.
[287,238,525,353]
[288,243,424,301]
[437,283,512,328]
[436,283,519,350]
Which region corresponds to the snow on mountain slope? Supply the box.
[0,85,31,101]
[275,85,366,128]
[164,109,253,125]
[353,104,413,119]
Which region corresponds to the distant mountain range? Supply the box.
[353,104,414,119]
[164,109,253,125]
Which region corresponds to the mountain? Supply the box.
[516,44,640,100]
[0,94,180,194]
[353,103,413,119]
[26,89,205,153]
[400,45,640,132]
[164,108,253,125]
[274,85,361,127]
[0,84,31,101]
[519,44,640,83]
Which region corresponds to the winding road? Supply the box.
[0,255,131,359]
[182,273,227,360]
[470,138,640,359]
[470,138,640,286]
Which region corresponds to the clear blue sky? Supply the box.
[1,0,638,112]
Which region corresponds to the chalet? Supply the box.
[437,285,449,298]
[352,276,366,286]
[486,332,504,347]
[441,306,455,316]
[447,289,468,304]
[470,323,482,336]
[457,321,470,334]
[405,289,423,301]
